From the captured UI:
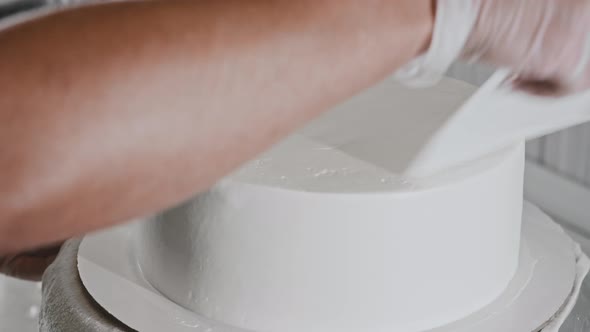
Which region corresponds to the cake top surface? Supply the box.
[229,77,476,193]
[230,135,414,192]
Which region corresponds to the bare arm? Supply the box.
[0,0,433,253]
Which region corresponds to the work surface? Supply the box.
[0,276,41,331]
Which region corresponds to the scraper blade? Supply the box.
[404,71,590,177]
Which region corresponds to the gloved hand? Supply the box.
[397,0,590,96]
[464,0,590,95]
[0,244,62,281]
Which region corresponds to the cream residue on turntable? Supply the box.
[229,135,416,193]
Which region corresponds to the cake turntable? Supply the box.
[36,203,589,332]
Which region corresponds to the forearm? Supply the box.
[0,0,433,252]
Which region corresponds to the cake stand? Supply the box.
[75,202,588,332]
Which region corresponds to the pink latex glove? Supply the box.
[464,0,590,95]
[396,0,590,96]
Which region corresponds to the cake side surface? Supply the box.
[135,141,524,332]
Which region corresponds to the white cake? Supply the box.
[135,77,525,332]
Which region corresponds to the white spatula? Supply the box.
[404,71,590,177]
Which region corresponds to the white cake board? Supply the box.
[78,203,585,332]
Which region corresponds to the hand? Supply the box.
[463,0,590,95]
[0,244,62,281]
[397,0,590,95]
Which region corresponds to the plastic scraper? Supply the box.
[403,70,590,178]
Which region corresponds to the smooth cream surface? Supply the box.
[231,135,414,192]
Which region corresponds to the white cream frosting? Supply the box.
[135,77,525,332]
[230,135,415,193]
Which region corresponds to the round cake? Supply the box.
[134,77,525,332]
